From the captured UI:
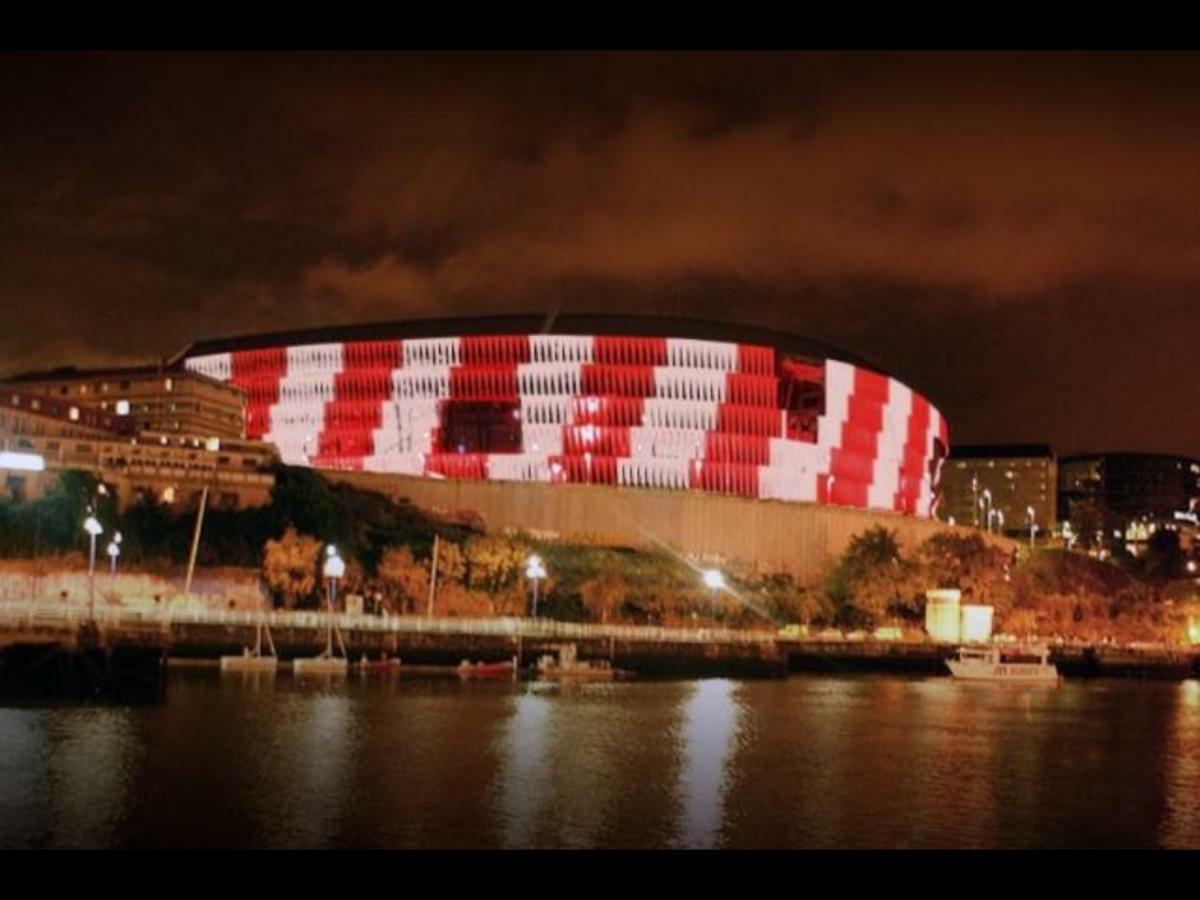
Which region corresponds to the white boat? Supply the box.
[292,597,349,675]
[946,645,1060,682]
[220,618,280,673]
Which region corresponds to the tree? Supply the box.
[262,528,321,608]
[580,572,627,623]
[1143,529,1184,583]
[464,535,526,595]
[377,546,430,614]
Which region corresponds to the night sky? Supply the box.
[3,51,1198,457]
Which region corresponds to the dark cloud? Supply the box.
[1,51,1198,456]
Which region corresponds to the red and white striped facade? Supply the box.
[184,333,949,517]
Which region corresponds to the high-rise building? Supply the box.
[937,444,1056,538]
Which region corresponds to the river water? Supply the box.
[1,670,1198,849]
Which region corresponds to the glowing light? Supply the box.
[115,400,130,416]
[525,554,547,580]
[0,451,45,472]
[83,515,103,537]
[702,569,725,591]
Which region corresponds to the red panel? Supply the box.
[593,336,668,367]
[736,343,775,375]
[581,365,655,398]
[853,367,890,402]
[424,452,488,481]
[690,462,760,498]
[726,373,778,408]
[449,365,519,401]
[461,335,532,367]
[893,393,931,513]
[342,340,403,371]
[572,395,645,427]
[828,447,874,486]
[705,432,770,466]
[563,426,631,458]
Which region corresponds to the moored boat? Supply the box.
[946,644,1060,682]
[458,658,517,679]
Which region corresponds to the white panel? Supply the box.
[402,337,461,367]
[486,453,551,483]
[516,362,583,397]
[617,457,691,490]
[666,338,738,371]
[184,353,232,382]
[642,398,718,431]
[521,423,562,455]
[285,343,344,375]
[868,384,912,511]
[530,334,593,364]
[759,465,818,503]
[391,366,452,400]
[653,367,728,403]
[521,395,572,426]
[628,426,706,461]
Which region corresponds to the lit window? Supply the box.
[164,378,173,392]
[68,406,79,422]
[116,400,130,416]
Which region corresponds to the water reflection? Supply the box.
[1161,680,1200,848]
[47,707,138,848]
[495,689,552,848]
[3,674,1199,848]
[674,679,741,849]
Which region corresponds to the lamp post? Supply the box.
[323,545,345,658]
[981,489,993,533]
[971,474,980,527]
[83,513,103,621]
[1026,506,1037,550]
[526,554,547,619]
[702,568,725,621]
[995,509,1005,536]
[106,531,122,594]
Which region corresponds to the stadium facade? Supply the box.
[180,315,950,518]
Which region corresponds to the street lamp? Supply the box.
[995,509,1005,535]
[702,568,725,621]
[83,512,103,620]
[981,489,993,533]
[1026,506,1037,549]
[323,545,346,610]
[971,474,980,527]
[106,531,122,593]
[526,554,547,618]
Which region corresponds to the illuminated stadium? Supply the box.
[180,314,949,518]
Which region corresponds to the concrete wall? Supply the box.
[327,470,1015,578]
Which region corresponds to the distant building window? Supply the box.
[68,406,79,422]
[116,400,130,416]
[164,378,174,392]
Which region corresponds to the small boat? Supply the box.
[293,599,349,675]
[220,619,279,673]
[535,654,633,681]
[458,658,517,679]
[357,654,403,672]
[946,644,1059,682]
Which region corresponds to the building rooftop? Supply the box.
[949,443,1054,460]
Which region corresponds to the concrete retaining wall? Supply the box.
[326,471,1015,578]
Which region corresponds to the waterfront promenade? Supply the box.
[1,601,1198,683]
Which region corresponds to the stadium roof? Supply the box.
[175,312,882,372]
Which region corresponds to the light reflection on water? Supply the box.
[1,673,1198,849]
[675,679,740,849]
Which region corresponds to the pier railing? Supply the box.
[0,600,778,646]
